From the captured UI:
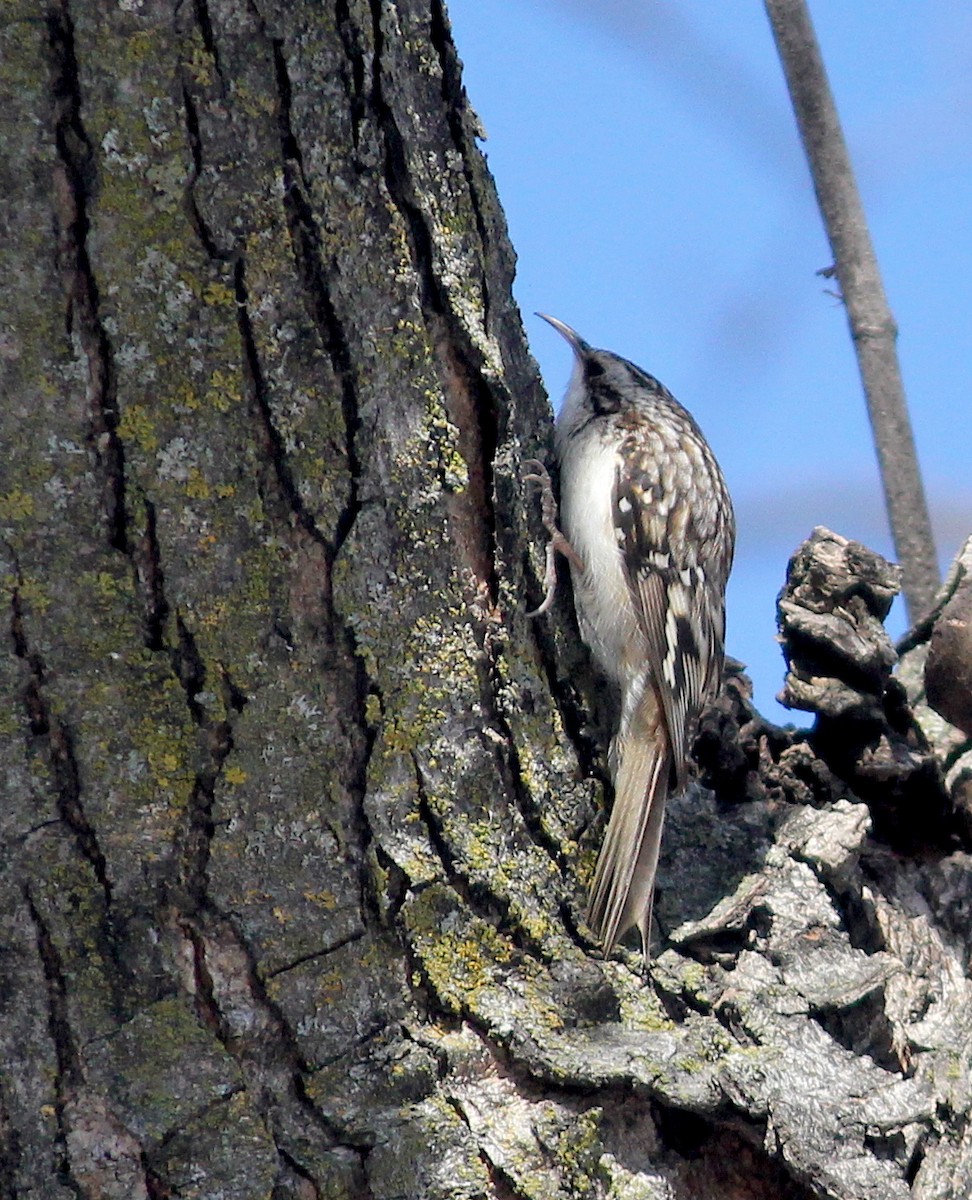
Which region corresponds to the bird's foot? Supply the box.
[522,459,582,615]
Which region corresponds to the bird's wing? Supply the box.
[613,449,724,789]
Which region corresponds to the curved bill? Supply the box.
[536,312,591,358]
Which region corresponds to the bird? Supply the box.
[529,314,735,959]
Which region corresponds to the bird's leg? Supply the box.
[522,458,583,616]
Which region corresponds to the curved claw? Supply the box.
[522,458,583,615]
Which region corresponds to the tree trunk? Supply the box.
[2,3,971,1198]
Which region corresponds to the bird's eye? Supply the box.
[591,384,622,415]
[585,359,606,380]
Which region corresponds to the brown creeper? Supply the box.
[537,314,735,959]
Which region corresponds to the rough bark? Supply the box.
[2,3,972,1199]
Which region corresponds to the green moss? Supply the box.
[137,732,193,808]
[201,282,236,309]
[0,488,35,521]
[2,571,50,615]
[25,844,121,1043]
[156,1089,277,1198]
[125,29,160,63]
[185,39,216,87]
[83,997,241,1144]
[90,569,128,600]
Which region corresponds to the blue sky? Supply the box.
[448,0,972,722]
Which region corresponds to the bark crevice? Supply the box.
[23,888,88,1195]
[11,579,115,925]
[169,612,241,906]
[369,0,500,602]
[270,36,362,565]
[428,0,493,314]
[180,83,232,262]
[48,0,127,554]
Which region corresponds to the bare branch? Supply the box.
[765,0,939,622]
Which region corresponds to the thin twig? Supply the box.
[765,0,939,622]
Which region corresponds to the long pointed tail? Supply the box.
[587,693,671,958]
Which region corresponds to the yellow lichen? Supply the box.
[118,402,159,452]
[201,281,236,308]
[7,573,50,614]
[205,367,241,413]
[186,43,215,88]
[0,489,35,521]
[185,468,211,500]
